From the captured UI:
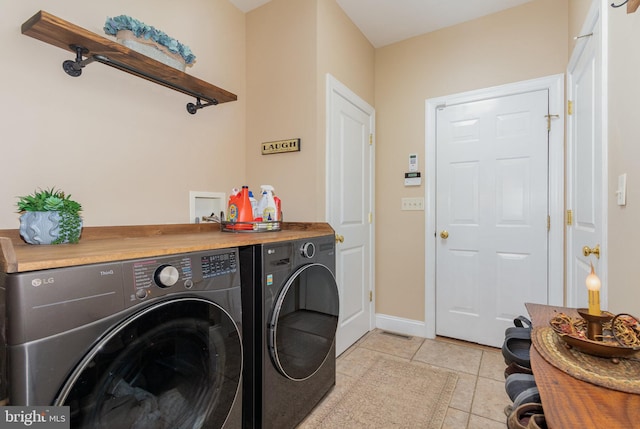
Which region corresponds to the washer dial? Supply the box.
[154,265,180,288]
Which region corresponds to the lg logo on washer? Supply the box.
[31,277,54,287]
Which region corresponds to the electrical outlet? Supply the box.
[401,197,424,211]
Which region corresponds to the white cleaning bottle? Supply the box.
[257,185,278,221]
[249,191,258,220]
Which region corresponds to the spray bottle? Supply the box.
[274,194,281,221]
[249,191,258,220]
[257,185,278,221]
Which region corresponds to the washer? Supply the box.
[1,248,243,429]
[241,234,339,429]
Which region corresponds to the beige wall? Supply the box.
[568,0,593,52]
[245,0,374,221]
[316,0,375,108]
[316,0,375,219]
[6,0,637,324]
[374,0,569,321]
[245,0,318,221]
[607,6,640,315]
[0,0,246,228]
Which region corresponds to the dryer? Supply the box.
[1,248,243,429]
[241,234,339,429]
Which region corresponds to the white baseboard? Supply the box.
[375,313,433,339]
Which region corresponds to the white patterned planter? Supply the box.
[19,211,82,245]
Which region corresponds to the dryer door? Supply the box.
[269,263,339,381]
[55,298,241,429]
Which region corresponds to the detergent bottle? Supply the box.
[274,194,281,221]
[238,186,253,223]
[228,186,253,229]
[227,188,241,222]
[257,185,278,221]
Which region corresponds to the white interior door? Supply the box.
[566,2,607,310]
[435,90,550,347]
[326,75,375,356]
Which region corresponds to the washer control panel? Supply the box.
[123,248,239,303]
[201,251,237,279]
[130,256,193,300]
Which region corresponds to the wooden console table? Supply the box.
[526,303,640,428]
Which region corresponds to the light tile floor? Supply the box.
[302,329,511,429]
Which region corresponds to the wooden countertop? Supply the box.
[526,303,640,428]
[0,222,334,273]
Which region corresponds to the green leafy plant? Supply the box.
[17,188,83,244]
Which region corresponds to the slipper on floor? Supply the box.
[512,386,540,410]
[504,361,534,379]
[502,328,532,368]
[505,373,537,401]
[505,326,532,340]
[507,402,543,429]
[513,315,532,328]
[528,414,548,429]
[505,315,533,337]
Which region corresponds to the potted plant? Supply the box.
[17,188,83,244]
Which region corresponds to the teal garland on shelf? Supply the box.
[104,15,196,65]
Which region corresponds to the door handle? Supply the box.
[582,244,600,259]
[335,234,344,243]
[440,230,449,239]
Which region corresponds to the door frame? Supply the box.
[424,75,565,339]
[325,74,376,348]
[565,0,608,309]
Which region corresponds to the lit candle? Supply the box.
[585,262,601,316]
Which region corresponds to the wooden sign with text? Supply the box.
[261,138,301,155]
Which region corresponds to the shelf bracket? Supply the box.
[62,45,96,77]
[611,0,628,7]
[68,53,220,115]
[186,97,218,115]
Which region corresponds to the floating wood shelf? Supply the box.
[21,10,237,114]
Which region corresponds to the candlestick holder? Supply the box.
[577,308,614,341]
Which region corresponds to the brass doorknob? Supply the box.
[582,244,600,259]
[440,230,449,239]
[335,234,344,243]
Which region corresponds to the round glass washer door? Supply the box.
[55,298,242,429]
[269,263,339,381]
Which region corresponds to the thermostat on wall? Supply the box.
[404,172,421,186]
[409,153,418,172]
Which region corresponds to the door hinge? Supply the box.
[369,134,373,145]
[567,100,573,115]
[547,215,551,231]
[567,209,573,226]
[369,291,373,302]
[368,212,373,224]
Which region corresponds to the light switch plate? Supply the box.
[617,173,627,206]
[401,197,424,211]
